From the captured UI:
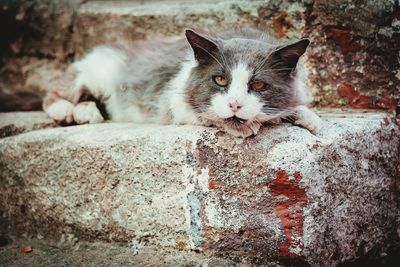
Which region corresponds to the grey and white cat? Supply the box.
[43,28,321,138]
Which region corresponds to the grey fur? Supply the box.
[117,28,309,118]
[185,28,309,116]
[44,27,316,137]
[111,40,187,117]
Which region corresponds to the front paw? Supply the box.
[46,100,74,124]
[72,101,104,124]
[293,106,322,134]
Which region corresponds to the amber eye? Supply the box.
[250,81,266,91]
[213,75,228,87]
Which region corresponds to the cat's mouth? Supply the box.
[225,116,248,124]
[198,111,261,138]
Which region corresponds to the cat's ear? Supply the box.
[269,38,310,70]
[185,29,219,63]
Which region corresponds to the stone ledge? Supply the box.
[0,112,55,138]
[79,0,261,17]
[0,110,399,266]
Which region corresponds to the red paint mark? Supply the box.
[356,95,375,109]
[325,28,361,54]
[208,180,221,189]
[376,96,398,110]
[273,11,291,38]
[269,170,308,259]
[308,141,323,150]
[338,83,359,103]
[339,83,397,111]
[21,244,33,253]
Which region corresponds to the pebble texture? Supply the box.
[0,110,399,266]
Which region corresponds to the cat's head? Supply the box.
[184,28,310,138]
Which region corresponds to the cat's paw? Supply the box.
[72,101,104,124]
[293,105,322,134]
[46,100,74,123]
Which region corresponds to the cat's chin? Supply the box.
[221,119,261,138]
[199,113,269,138]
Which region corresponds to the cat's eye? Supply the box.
[250,81,266,91]
[213,75,228,87]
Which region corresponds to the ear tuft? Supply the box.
[185,29,219,63]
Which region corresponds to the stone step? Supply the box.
[0,110,399,266]
[0,236,244,267]
[72,0,300,57]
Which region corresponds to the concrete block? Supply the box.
[0,110,399,265]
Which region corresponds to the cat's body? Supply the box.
[44,28,321,137]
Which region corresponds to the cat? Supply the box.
[43,28,321,138]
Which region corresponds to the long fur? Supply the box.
[43,28,321,137]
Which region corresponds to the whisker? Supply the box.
[254,67,296,76]
[261,106,296,117]
[253,54,269,73]
[218,51,231,72]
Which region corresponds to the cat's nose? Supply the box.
[229,101,242,112]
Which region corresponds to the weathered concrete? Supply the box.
[305,0,399,110]
[0,110,399,266]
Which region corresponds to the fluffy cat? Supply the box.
[43,28,321,138]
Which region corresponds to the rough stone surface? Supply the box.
[305,0,400,110]
[71,0,304,57]
[0,110,399,266]
[0,0,398,110]
[0,112,55,138]
[0,236,264,267]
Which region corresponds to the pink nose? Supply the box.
[229,102,242,112]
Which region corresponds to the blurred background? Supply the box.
[0,0,399,112]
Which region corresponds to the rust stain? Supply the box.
[273,11,291,38]
[269,170,308,259]
[375,96,398,110]
[208,179,221,189]
[21,244,33,253]
[176,241,187,251]
[312,143,322,150]
[339,83,397,111]
[325,28,361,54]
[338,83,359,103]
